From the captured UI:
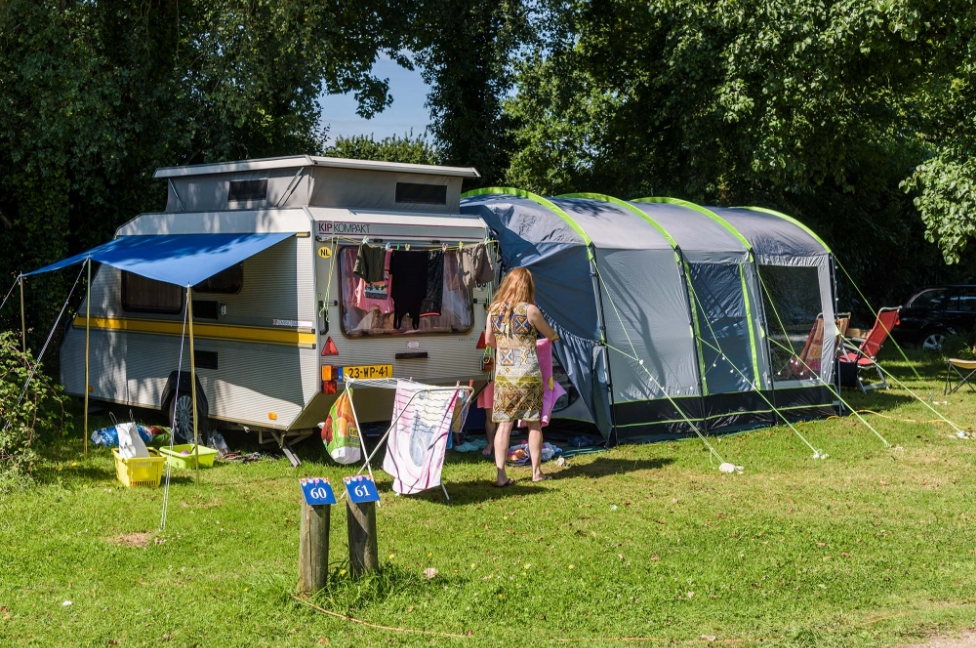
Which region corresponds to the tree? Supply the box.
[324,132,440,166]
[501,0,975,310]
[412,0,529,187]
[0,0,411,347]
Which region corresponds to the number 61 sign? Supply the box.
[343,475,380,504]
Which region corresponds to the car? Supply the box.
[890,285,976,350]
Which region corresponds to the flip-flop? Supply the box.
[494,477,515,488]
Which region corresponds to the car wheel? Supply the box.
[921,331,947,352]
[168,392,208,444]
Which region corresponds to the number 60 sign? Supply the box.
[343,475,380,504]
[299,477,336,506]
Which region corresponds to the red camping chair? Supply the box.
[837,307,900,393]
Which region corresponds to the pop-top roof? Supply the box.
[152,155,481,179]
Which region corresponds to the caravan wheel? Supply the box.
[169,392,208,444]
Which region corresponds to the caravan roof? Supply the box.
[152,155,481,179]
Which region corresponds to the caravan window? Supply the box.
[121,272,184,314]
[337,246,474,337]
[194,264,243,294]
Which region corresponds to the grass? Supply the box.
[2,350,976,647]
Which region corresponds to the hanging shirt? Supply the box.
[354,250,394,314]
[353,244,386,283]
[458,244,494,290]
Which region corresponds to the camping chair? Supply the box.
[838,307,900,393]
[788,313,850,379]
[944,358,976,395]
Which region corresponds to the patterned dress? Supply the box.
[491,302,543,423]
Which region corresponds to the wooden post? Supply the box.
[19,276,26,353]
[298,500,331,594]
[83,259,91,458]
[346,500,378,576]
[187,287,199,480]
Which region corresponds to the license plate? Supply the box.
[338,364,394,381]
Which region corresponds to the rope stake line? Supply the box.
[2,263,86,433]
[834,258,923,382]
[755,273,891,448]
[592,269,730,468]
[838,332,966,433]
[160,292,190,532]
[0,275,18,314]
[685,280,827,459]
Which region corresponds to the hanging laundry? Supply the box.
[353,243,386,283]
[354,249,394,313]
[390,250,429,329]
[458,244,494,290]
[382,381,459,495]
[444,249,462,291]
[420,250,444,317]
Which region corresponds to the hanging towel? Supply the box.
[420,250,444,317]
[390,250,429,328]
[382,381,459,495]
[354,244,386,283]
[458,244,494,290]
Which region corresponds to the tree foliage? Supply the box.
[0,332,67,489]
[324,133,439,166]
[498,0,976,307]
[0,0,410,342]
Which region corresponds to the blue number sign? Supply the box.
[299,478,336,506]
[343,475,380,504]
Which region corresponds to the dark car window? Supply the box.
[909,289,947,309]
[950,287,976,312]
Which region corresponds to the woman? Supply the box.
[485,267,559,486]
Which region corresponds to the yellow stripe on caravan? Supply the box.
[73,316,316,348]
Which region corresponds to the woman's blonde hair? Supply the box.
[489,267,536,319]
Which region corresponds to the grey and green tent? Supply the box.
[460,189,837,444]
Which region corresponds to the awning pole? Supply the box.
[187,286,199,481]
[19,276,26,353]
[83,259,91,458]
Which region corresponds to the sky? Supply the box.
[318,55,433,142]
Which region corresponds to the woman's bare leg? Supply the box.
[482,412,496,457]
[528,422,548,481]
[493,420,513,485]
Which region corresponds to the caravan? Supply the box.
[60,156,493,459]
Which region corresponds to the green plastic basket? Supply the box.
[158,444,219,469]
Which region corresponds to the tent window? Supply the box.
[760,265,823,383]
[228,179,267,202]
[121,272,184,314]
[395,182,447,205]
[194,264,243,294]
[337,246,473,337]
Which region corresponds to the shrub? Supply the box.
[0,331,67,489]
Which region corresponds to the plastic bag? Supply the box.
[319,392,361,465]
[91,423,152,448]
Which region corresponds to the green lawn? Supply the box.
[2,352,976,647]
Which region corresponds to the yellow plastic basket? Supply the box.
[113,448,166,487]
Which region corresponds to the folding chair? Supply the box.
[838,307,900,393]
[788,313,850,379]
[944,358,976,395]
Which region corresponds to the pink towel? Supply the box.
[477,339,565,427]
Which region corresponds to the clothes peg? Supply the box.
[458,241,464,248]
[442,242,449,252]
[405,243,411,251]
[385,242,392,251]
[362,236,369,245]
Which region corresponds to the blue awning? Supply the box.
[23,232,294,286]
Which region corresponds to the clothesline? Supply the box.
[323,236,498,253]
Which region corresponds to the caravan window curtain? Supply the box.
[121,271,183,314]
